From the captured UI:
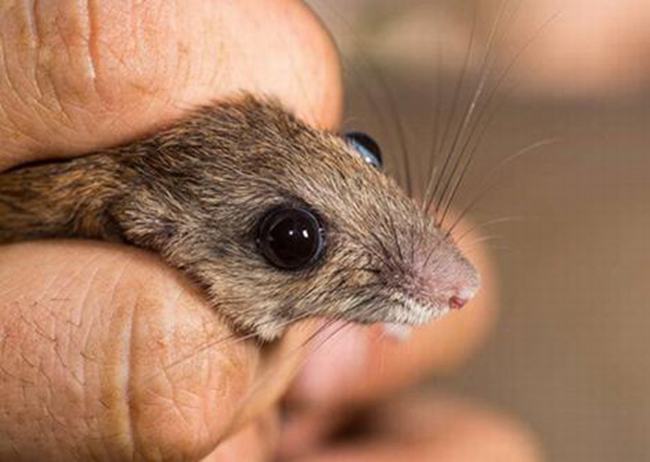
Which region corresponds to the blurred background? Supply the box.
[308,0,650,460]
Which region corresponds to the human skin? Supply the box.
[0,1,538,461]
[483,0,650,96]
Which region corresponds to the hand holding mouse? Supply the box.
[0,1,535,460]
[0,2,340,460]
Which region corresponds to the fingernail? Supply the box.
[293,322,368,403]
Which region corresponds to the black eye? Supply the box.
[345,132,382,169]
[256,207,325,271]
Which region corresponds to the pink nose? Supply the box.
[449,296,469,310]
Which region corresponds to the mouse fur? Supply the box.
[0,94,479,341]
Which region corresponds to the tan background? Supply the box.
[309,1,650,460]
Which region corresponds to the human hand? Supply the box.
[484,0,650,96]
[0,1,536,461]
[0,1,340,460]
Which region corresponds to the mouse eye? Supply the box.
[256,207,325,271]
[345,132,383,169]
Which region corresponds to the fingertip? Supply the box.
[0,0,343,171]
[0,241,299,460]
[288,323,370,407]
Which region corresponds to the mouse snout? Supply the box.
[411,245,480,313]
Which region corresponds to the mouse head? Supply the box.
[137,96,480,340]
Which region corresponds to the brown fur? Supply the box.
[0,95,478,341]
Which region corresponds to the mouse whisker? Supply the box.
[431,0,511,224]
[444,137,559,236]
[309,1,415,195]
[314,283,385,305]
[462,234,506,248]
[330,265,382,276]
[422,3,479,216]
[134,310,317,390]
[372,67,414,198]
[297,317,349,352]
[422,34,445,203]
[460,235,512,258]
[243,317,359,405]
[240,290,391,405]
[421,237,446,271]
[408,223,417,269]
[344,229,398,273]
[451,215,526,245]
[432,0,529,226]
[387,213,405,264]
[436,108,499,230]
[437,7,561,231]
[367,230,402,273]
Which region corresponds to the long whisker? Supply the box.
[387,212,404,264]
[372,67,414,198]
[235,318,352,409]
[462,234,506,248]
[368,230,401,272]
[338,229,396,271]
[423,35,445,200]
[434,0,530,221]
[313,282,386,302]
[438,6,561,229]
[423,5,479,214]
[432,0,512,220]
[132,309,316,391]
[134,274,387,392]
[422,238,446,274]
[445,138,560,234]
[459,235,512,258]
[308,2,413,194]
[436,102,501,229]
[451,215,526,244]
[244,291,393,403]
[436,74,515,229]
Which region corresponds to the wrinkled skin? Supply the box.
[0,1,541,461]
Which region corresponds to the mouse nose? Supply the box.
[449,295,469,310]
[412,239,480,313]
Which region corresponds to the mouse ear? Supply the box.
[344,132,383,169]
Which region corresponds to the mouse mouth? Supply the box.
[378,295,451,342]
[388,293,452,326]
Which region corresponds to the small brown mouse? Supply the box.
[0,95,479,341]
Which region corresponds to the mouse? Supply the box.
[0,94,479,342]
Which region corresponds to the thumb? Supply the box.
[0,0,342,171]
